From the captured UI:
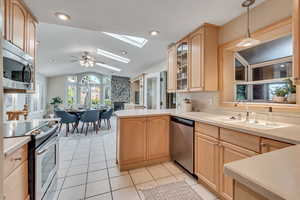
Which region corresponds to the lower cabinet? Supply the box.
[219,142,258,200]
[260,138,293,153]
[234,182,268,200]
[117,115,170,170]
[195,132,219,192]
[4,160,29,200]
[147,116,170,160]
[118,117,147,165]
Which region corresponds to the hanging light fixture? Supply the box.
[236,0,260,48]
[79,52,95,68]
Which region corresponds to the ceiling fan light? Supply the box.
[236,37,260,48]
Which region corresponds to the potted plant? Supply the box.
[50,97,63,110]
[272,87,288,103]
[286,78,297,104]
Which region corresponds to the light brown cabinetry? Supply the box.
[234,182,267,200]
[118,117,147,165]
[195,132,219,192]
[117,116,170,170]
[293,0,300,84]
[3,144,29,200]
[167,23,219,92]
[10,0,27,50]
[219,142,257,200]
[147,116,170,160]
[167,45,177,92]
[189,24,219,91]
[260,138,292,153]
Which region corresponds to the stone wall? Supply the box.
[111,75,130,103]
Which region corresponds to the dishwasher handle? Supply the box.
[171,117,194,127]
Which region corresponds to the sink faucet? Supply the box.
[245,104,250,122]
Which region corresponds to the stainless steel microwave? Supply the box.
[3,40,34,90]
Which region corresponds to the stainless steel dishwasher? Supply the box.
[170,116,195,175]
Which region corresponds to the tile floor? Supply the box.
[47,117,218,200]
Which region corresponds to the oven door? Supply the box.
[35,136,58,200]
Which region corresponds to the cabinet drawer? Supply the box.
[4,144,28,178]
[220,128,260,152]
[195,122,219,138]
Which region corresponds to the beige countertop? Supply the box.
[115,109,300,144]
[224,145,300,200]
[116,109,300,200]
[3,136,31,156]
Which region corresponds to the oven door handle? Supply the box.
[36,137,57,155]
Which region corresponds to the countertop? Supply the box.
[115,109,300,200]
[224,145,300,200]
[115,109,300,144]
[3,136,31,156]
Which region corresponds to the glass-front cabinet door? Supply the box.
[176,40,189,91]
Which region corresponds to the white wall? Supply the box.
[47,75,67,103]
[142,60,167,74]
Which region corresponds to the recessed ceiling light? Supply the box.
[96,62,121,72]
[55,12,71,21]
[149,30,159,36]
[97,48,130,63]
[121,50,128,55]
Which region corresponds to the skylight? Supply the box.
[97,48,130,64]
[103,32,148,48]
[96,62,121,72]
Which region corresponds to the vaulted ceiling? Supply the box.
[23,0,265,77]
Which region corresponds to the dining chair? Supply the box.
[99,108,113,129]
[55,110,79,136]
[80,110,100,135]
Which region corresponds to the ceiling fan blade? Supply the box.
[70,59,78,63]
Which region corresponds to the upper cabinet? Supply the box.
[167,45,177,92]
[293,0,300,85]
[167,23,219,92]
[10,0,27,51]
[2,0,38,56]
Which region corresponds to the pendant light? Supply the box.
[236,0,260,48]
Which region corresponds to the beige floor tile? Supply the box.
[156,176,178,186]
[110,174,133,191]
[191,184,217,200]
[112,187,140,200]
[88,161,107,172]
[63,174,87,188]
[58,185,85,200]
[108,167,128,178]
[85,192,112,200]
[162,162,184,175]
[67,165,88,176]
[86,179,110,198]
[130,169,154,185]
[147,164,172,179]
[135,180,157,190]
[175,173,198,186]
[87,169,109,183]
[129,167,147,174]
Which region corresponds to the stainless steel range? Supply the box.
[4,119,59,200]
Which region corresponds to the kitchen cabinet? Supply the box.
[167,23,219,92]
[26,13,37,58]
[0,0,9,39]
[117,115,170,170]
[10,0,27,51]
[176,38,189,92]
[260,138,292,153]
[147,116,170,160]
[3,144,29,200]
[234,182,268,200]
[167,45,177,92]
[293,0,300,84]
[195,132,219,192]
[189,24,219,91]
[118,117,147,166]
[219,142,257,200]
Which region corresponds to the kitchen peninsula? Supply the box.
[115,109,300,200]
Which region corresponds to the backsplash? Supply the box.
[176,91,300,125]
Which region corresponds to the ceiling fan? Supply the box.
[70,52,121,72]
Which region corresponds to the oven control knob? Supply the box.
[31,130,41,135]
